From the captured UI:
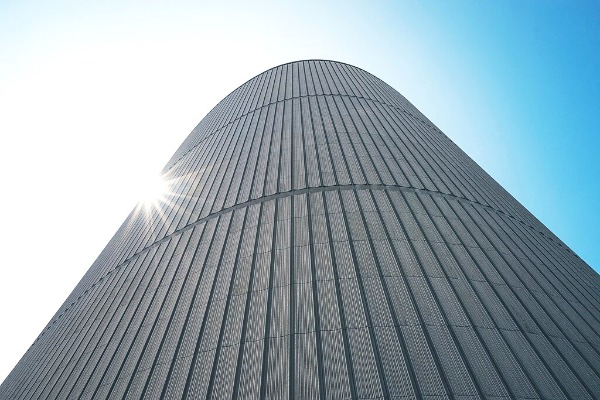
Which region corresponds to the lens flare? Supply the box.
[128,169,204,233]
[131,174,175,229]
[137,174,170,206]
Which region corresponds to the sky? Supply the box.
[0,0,598,385]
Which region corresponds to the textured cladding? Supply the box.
[2,60,600,399]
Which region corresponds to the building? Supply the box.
[1,60,599,399]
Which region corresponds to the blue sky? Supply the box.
[0,0,598,383]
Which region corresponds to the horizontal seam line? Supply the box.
[32,183,567,344]
[163,93,440,173]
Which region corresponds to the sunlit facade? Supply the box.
[1,60,599,399]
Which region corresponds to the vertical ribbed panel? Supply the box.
[1,60,599,399]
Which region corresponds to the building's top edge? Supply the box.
[234,59,375,94]
[161,59,405,173]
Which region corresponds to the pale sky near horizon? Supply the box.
[0,0,598,384]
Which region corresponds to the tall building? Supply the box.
[1,60,599,399]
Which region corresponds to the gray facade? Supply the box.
[1,60,599,399]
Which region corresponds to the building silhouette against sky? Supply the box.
[1,60,599,399]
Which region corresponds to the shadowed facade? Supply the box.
[1,60,599,399]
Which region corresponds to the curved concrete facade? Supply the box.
[1,60,599,399]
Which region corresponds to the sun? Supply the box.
[129,169,200,229]
[137,173,170,206]
[121,172,184,235]
[131,173,175,228]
